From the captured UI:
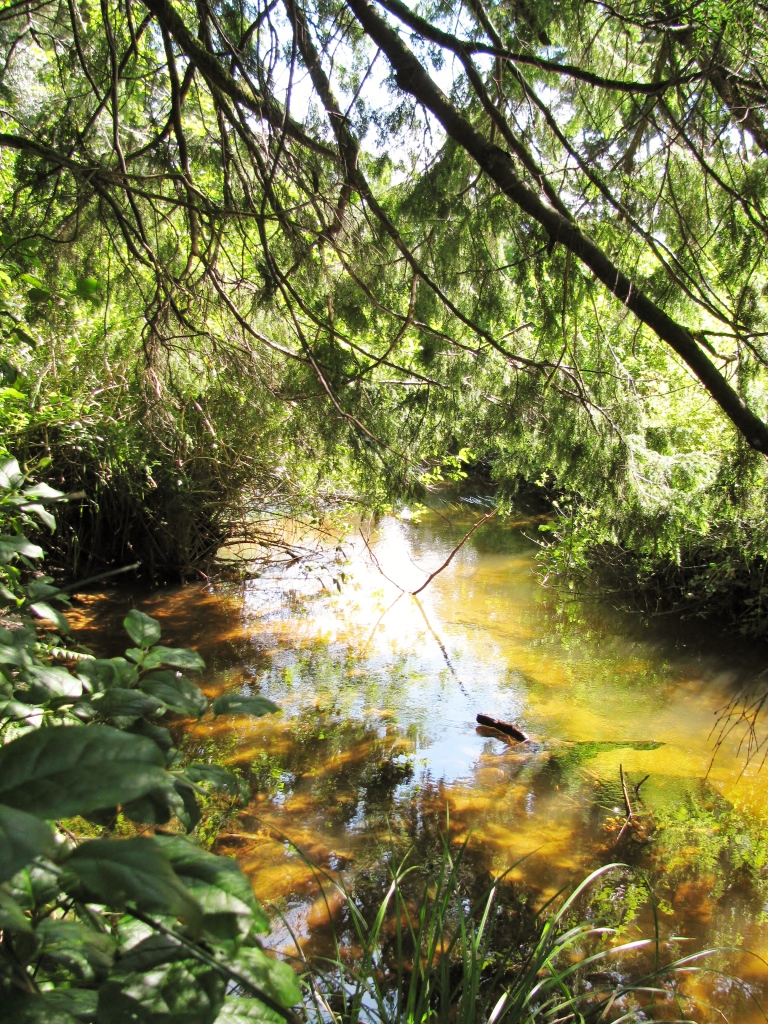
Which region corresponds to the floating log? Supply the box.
[476,714,528,742]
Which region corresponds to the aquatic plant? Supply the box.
[291,840,742,1024]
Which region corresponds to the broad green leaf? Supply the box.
[0,992,80,1022]
[140,671,207,717]
[74,276,101,301]
[65,837,202,931]
[5,858,61,909]
[23,481,64,500]
[127,719,174,757]
[22,503,56,531]
[0,534,43,560]
[27,286,51,303]
[123,610,161,648]
[37,918,115,979]
[26,578,63,600]
[0,642,29,665]
[155,835,269,938]
[122,778,199,829]
[212,695,279,718]
[0,886,32,932]
[230,948,302,1008]
[11,326,38,347]
[0,724,169,818]
[97,959,225,1024]
[36,990,99,1021]
[182,763,245,798]
[0,804,55,881]
[215,997,285,1023]
[113,932,191,973]
[140,647,205,672]
[0,457,23,490]
[78,657,138,692]
[92,687,166,719]
[29,602,70,633]
[22,663,82,700]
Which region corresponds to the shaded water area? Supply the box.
[72,499,768,1020]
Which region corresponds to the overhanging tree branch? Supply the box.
[343,0,768,456]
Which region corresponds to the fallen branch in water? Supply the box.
[616,763,646,843]
[411,509,498,596]
[476,713,528,742]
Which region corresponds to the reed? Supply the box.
[286,840,749,1024]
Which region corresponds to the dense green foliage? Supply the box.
[0,0,767,620]
[0,461,304,1022]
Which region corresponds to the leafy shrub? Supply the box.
[0,458,301,1023]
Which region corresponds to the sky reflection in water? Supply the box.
[73,503,768,1020]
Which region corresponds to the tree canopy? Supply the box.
[1,0,768,607]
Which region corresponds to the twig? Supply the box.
[615,763,634,843]
[633,774,650,799]
[359,526,404,591]
[126,907,301,1023]
[411,509,498,595]
[60,561,141,593]
[413,594,470,697]
[620,763,633,818]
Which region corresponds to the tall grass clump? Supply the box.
[292,840,755,1024]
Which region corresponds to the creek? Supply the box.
[72,497,768,1021]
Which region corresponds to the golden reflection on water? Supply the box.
[72,505,768,1021]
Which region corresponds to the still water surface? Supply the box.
[75,500,768,1020]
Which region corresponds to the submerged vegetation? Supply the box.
[0,0,766,625]
[0,464,743,1024]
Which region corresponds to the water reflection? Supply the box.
[71,501,768,1021]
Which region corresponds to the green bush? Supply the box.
[0,458,301,1023]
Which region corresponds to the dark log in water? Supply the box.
[476,714,528,742]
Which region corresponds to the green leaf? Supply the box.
[92,687,166,719]
[140,647,206,672]
[27,286,51,303]
[123,610,161,648]
[140,671,207,717]
[182,763,245,798]
[65,837,202,931]
[36,990,99,1022]
[11,326,38,347]
[22,663,82,699]
[212,695,279,718]
[0,457,23,490]
[0,359,18,385]
[0,804,55,881]
[23,481,64,500]
[0,534,43,560]
[114,932,190,972]
[215,997,286,1023]
[6,858,61,910]
[121,778,198,830]
[23,504,57,531]
[155,835,269,938]
[229,948,302,1008]
[36,918,115,980]
[97,960,225,1024]
[126,719,174,757]
[0,886,32,932]
[0,642,29,665]
[0,992,80,1023]
[78,658,139,692]
[0,724,170,818]
[26,578,63,600]
[74,276,101,301]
